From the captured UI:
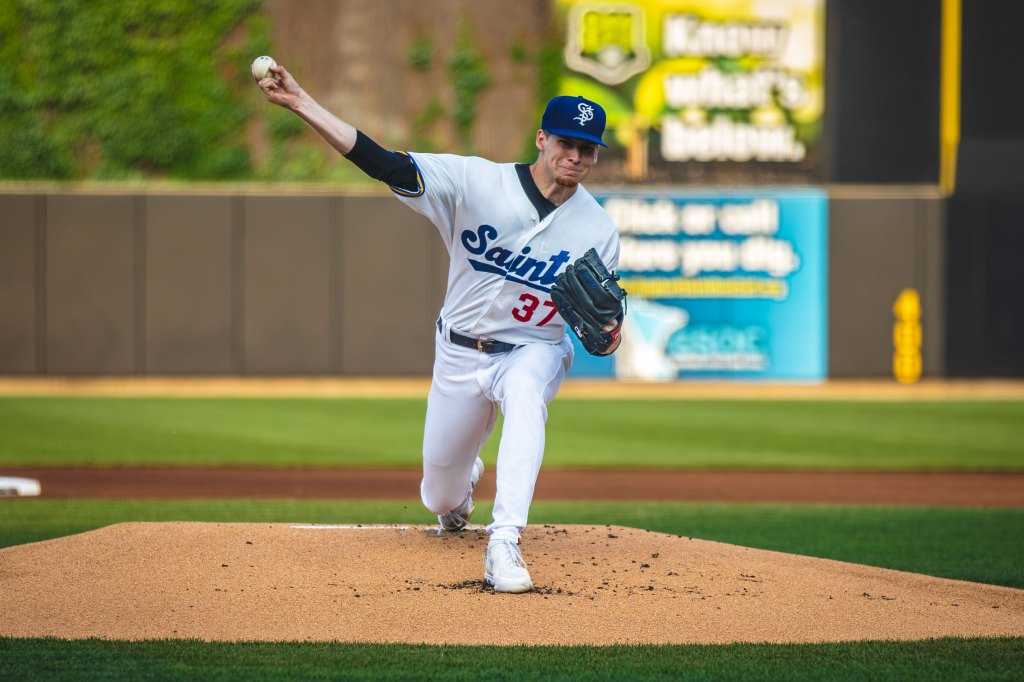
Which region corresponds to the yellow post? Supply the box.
[940,0,961,196]
[893,289,923,384]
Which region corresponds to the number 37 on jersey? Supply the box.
[511,293,559,326]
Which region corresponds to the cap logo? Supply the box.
[541,95,606,146]
[573,102,594,127]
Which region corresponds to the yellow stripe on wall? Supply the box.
[940,0,961,196]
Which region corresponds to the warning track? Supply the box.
[5,467,1024,507]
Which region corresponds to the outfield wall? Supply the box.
[0,188,943,378]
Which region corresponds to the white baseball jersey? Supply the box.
[394,153,620,345]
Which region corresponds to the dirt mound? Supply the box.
[1,523,1021,645]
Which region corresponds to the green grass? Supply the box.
[2,637,1023,681]
[3,500,1023,588]
[1,397,1023,469]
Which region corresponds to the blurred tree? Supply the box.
[0,0,265,180]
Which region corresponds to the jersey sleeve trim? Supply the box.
[387,151,425,197]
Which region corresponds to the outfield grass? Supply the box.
[1,397,1023,469]
[3,637,1023,681]
[3,499,1023,588]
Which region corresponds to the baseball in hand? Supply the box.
[251,55,277,81]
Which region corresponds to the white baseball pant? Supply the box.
[420,321,574,543]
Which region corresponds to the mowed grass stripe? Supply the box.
[2,636,1023,681]
[3,500,1023,588]
[1,397,1022,469]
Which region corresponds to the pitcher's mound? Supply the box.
[1,522,1021,645]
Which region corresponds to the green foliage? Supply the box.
[0,1,73,177]
[0,116,74,178]
[536,42,564,111]
[406,36,434,71]
[446,22,490,153]
[324,159,378,187]
[271,146,327,181]
[264,101,306,140]
[520,39,566,162]
[508,40,528,64]
[411,97,445,152]
[0,0,265,180]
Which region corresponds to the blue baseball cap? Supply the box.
[541,95,608,147]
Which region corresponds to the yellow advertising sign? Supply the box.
[557,0,826,179]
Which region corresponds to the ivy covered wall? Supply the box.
[0,0,551,182]
[0,0,273,180]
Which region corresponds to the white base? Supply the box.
[0,477,41,497]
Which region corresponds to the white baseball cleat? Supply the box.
[484,539,533,593]
[438,457,484,532]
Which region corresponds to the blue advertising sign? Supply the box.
[571,189,828,381]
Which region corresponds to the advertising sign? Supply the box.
[571,189,828,381]
[556,0,826,183]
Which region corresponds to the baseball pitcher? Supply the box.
[256,63,625,593]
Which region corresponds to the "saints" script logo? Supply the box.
[461,224,571,292]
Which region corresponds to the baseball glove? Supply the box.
[550,248,627,356]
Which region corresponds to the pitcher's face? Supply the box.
[535,131,599,187]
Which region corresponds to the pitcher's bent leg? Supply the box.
[420,383,497,514]
[420,330,499,516]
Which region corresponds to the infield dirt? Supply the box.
[6,467,1024,507]
[1,522,1022,645]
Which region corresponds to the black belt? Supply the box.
[437,319,519,354]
